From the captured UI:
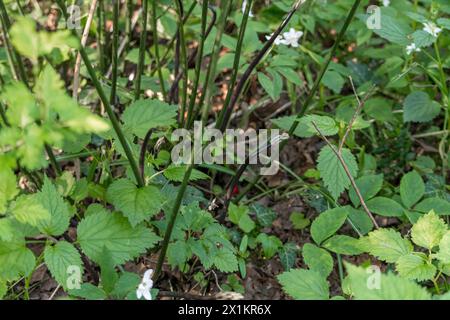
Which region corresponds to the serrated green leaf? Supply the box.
[317,146,358,199]
[278,268,329,300]
[362,229,413,263]
[77,207,161,265]
[411,210,447,249]
[69,283,106,300]
[311,207,348,245]
[44,241,83,290]
[395,253,436,281]
[122,99,177,139]
[167,240,191,267]
[302,243,333,277]
[36,177,71,236]
[403,92,441,123]
[322,70,344,94]
[213,249,238,272]
[370,13,412,45]
[106,179,164,227]
[0,239,35,281]
[345,263,431,300]
[250,203,276,227]
[435,231,450,264]
[412,30,436,48]
[400,171,425,208]
[9,194,50,227]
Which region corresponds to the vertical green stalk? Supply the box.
[97,0,105,73]
[287,0,362,136]
[199,1,233,123]
[150,0,167,101]
[0,0,28,83]
[56,0,145,187]
[174,0,188,126]
[215,0,252,129]
[134,0,148,100]
[0,15,18,80]
[185,0,209,127]
[110,0,119,105]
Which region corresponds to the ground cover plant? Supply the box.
[0,0,449,300]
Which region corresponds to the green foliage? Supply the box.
[278,269,329,300]
[317,146,358,199]
[311,207,348,245]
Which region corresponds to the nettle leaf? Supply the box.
[179,202,214,232]
[0,169,19,212]
[311,207,348,245]
[302,243,333,278]
[278,243,298,271]
[370,13,412,45]
[44,241,83,290]
[213,248,239,273]
[2,82,38,128]
[400,171,425,208]
[317,146,358,199]
[414,197,450,216]
[322,70,345,94]
[366,197,404,217]
[77,206,161,265]
[167,240,191,267]
[348,174,383,207]
[228,203,255,233]
[250,203,276,227]
[412,30,436,48]
[395,253,436,282]
[106,179,164,227]
[163,165,209,182]
[256,234,282,259]
[411,210,447,250]
[278,268,329,300]
[9,194,50,227]
[111,272,141,298]
[271,115,338,138]
[345,263,431,300]
[122,99,178,139]
[322,235,364,256]
[0,239,35,281]
[435,231,450,264]
[403,92,441,123]
[36,177,72,236]
[362,229,413,263]
[437,18,450,30]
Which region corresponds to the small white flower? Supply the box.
[382,0,390,7]
[423,22,442,37]
[136,269,154,300]
[406,43,421,55]
[242,0,254,17]
[282,28,303,47]
[265,33,285,46]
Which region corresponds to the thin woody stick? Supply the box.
[311,121,380,229]
[338,76,374,152]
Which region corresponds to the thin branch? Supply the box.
[311,121,379,229]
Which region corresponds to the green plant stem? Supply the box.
[174,0,189,126]
[185,0,209,127]
[150,2,197,77]
[110,0,120,106]
[134,0,148,100]
[0,16,18,80]
[199,1,233,123]
[228,0,362,204]
[150,0,167,101]
[96,0,105,73]
[56,0,145,187]
[153,163,194,280]
[215,0,252,129]
[0,0,28,83]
